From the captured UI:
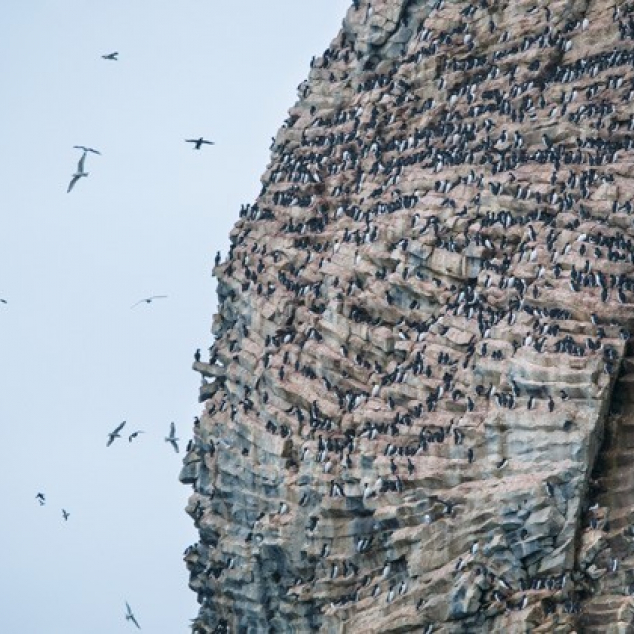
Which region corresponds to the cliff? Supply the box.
[181,0,634,631]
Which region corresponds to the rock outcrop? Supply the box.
[182,0,634,631]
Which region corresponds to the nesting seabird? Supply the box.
[67,152,89,193]
[165,422,179,453]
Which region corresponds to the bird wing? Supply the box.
[0,299,7,304]
[113,420,126,434]
[150,295,167,300]
[73,145,87,152]
[125,602,133,616]
[169,439,179,453]
[130,614,141,629]
[170,422,176,438]
[184,139,197,143]
[77,152,87,173]
[67,175,80,193]
[202,140,215,145]
[130,299,144,308]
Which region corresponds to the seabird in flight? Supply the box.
[130,295,167,308]
[107,421,126,446]
[185,137,215,150]
[165,422,179,453]
[36,492,46,506]
[128,430,144,442]
[73,145,101,155]
[102,52,119,61]
[67,152,89,193]
[0,298,6,305]
[62,509,70,521]
[125,602,141,629]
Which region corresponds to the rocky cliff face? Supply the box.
[181,1,634,631]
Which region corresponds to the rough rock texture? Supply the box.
[182,0,634,631]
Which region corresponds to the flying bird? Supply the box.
[35,492,46,506]
[62,509,70,521]
[67,152,89,193]
[185,137,215,150]
[131,295,167,308]
[73,145,101,155]
[107,421,126,446]
[165,422,179,453]
[0,298,6,305]
[125,602,141,629]
[102,52,118,61]
[128,430,144,442]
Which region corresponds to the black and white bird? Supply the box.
[185,137,215,150]
[131,295,167,308]
[125,602,141,629]
[67,152,89,193]
[102,52,118,60]
[107,421,126,446]
[165,422,179,453]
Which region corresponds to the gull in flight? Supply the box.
[125,602,141,629]
[185,137,215,150]
[107,421,126,446]
[0,298,6,305]
[128,430,144,442]
[131,295,167,308]
[62,509,70,521]
[36,492,46,506]
[67,152,89,193]
[165,422,179,453]
[73,145,101,155]
[102,52,118,61]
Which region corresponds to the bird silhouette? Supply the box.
[165,422,179,453]
[128,431,144,442]
[62,509,70,521]
[125,602,141,629]
[0,298,6,305]
[107,421,126,446]
[67,152,89,193]
[102,52,118,61]
[130,295,167,308]
[185,137,215,150]
[73,145,101,155]
[35,492,45,506]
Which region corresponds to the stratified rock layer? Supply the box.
[182,1,634,631]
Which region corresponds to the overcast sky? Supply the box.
[0,2,349,631]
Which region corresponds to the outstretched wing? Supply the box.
[113,420,126,434]
[125,601,133,616]
[67,175,80,193]
[130,614,141,629]
[169,439,180,454]
[202,140,215,145]
[169,422,176,438]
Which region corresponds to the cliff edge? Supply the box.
[182,0,634,631]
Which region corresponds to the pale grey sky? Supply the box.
[0,2,349,631]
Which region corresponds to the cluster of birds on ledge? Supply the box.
[65,51,215,195]
[23,48,215,631]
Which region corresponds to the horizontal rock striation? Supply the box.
[182,0,634,631]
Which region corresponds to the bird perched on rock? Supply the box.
[131,295,167,308]
[185,137,215,150]
[165,422,179,453]
[102,52,118,60]
[107,421,126,446]
[67,152,89,193]
[125,602,140,629]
